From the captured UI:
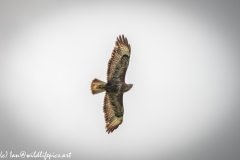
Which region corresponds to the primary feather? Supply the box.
[91,35,133,134]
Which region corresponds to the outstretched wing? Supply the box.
[103,93,124,134]
[107,35,131,82]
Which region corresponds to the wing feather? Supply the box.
[103,93,124,134]
[107,35,131,82]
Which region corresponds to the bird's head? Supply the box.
[125,84,133,92]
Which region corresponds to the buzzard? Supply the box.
[91,35,133,134]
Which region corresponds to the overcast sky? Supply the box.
[0,1,240,160]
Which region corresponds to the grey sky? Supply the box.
[0,1,240,160]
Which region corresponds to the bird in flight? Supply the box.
[91,35,133,134]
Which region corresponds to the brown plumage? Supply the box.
[91,35,133,134]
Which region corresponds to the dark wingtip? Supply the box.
[116,34,130,51]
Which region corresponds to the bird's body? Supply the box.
[105,80,132,94]
[91,35,133,134]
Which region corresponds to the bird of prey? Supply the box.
[91,35,133,134]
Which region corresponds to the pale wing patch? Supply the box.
[103,93,124,134]
[107,35,131,81]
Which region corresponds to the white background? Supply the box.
[0,1,240,160]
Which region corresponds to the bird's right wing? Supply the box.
[107,35,131,82]
[103,93,124,134]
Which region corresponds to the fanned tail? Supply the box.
[91,78,106,94]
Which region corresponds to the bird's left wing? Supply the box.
[103,93,124,133]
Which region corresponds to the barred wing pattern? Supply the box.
[107,35,131,82]
[103,35,131,133]
[103,93,124,133]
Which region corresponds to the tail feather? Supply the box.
[91,78,106,94]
